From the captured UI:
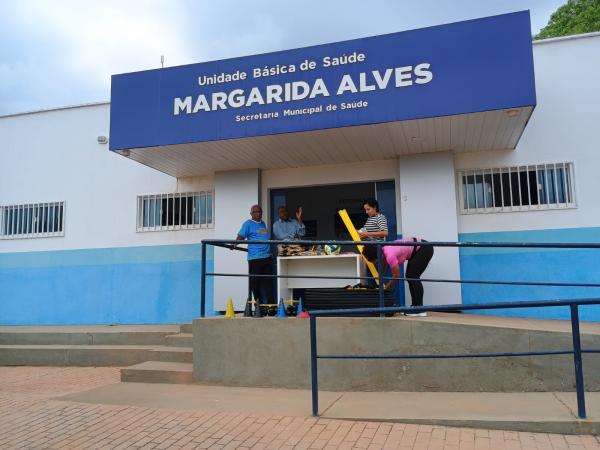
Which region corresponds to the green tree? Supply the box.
[535,0,600,40]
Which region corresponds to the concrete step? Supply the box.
[179,323,193,334]
[150,346,193,363]
[121,361,194,384]
[0,325,182,345]
[0,344,158,366]
[166,333,193,347]
[0,344,193,366]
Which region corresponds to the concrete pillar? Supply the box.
[213,169,260,311]
[399,151,461,305]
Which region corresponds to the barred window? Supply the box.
[137,192,213,231]
[458,162,576,214]
[0,202,65,239]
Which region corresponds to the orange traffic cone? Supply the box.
[297,298,309,318]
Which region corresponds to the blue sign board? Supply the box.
[109,11,536,151]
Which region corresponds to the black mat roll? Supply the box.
[303,288,396,316]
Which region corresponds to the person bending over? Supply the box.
[362,238,433,317]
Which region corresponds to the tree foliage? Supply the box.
[535,0,600,40]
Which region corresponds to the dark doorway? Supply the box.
[269,180,403,305]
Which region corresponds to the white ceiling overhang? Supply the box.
[120,107,533,178]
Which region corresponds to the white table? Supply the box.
[276,253,366,300]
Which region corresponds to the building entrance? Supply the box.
[269,180,403,304]
[269,181,397,242]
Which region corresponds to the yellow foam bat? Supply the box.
[338,209,380,285]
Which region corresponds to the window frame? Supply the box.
[457,162,577,214]
[0,201,66,239]
[136,191,214,232]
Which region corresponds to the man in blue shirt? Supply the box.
[273,206,305,240]
[236,204,274,307]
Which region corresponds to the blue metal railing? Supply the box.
[308,298,600,420]
[200,239,600,419]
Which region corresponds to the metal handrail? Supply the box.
[200,238,600,420]
[205,271,600,288]
[310,297,600,315]
[309,299,600,420]
[203,238,600,249]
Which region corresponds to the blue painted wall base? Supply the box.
[3,227,599,324]
[0,244,215,325]
[459,227,600,322]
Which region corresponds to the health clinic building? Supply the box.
[1,11,599,324]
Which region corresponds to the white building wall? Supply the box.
[213,169,260,310]
[455,33,600,234]
[3,33,598,317]
[0,103,215,254]
[399,151,462,305]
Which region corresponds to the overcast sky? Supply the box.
[0,0,564,116]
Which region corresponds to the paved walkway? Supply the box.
[1,367,599,449]
[58,381,600,435]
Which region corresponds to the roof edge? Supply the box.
[7,26,598,120]
[0,101,110,120]
[533,31,600,45]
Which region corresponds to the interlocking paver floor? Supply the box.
[0,367,599,449]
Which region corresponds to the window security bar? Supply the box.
[0,201,65,239]
[136,191,213,232]
[458,162,576,213]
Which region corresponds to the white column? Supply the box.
[213,169,260,310]
[399,151,461,305]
